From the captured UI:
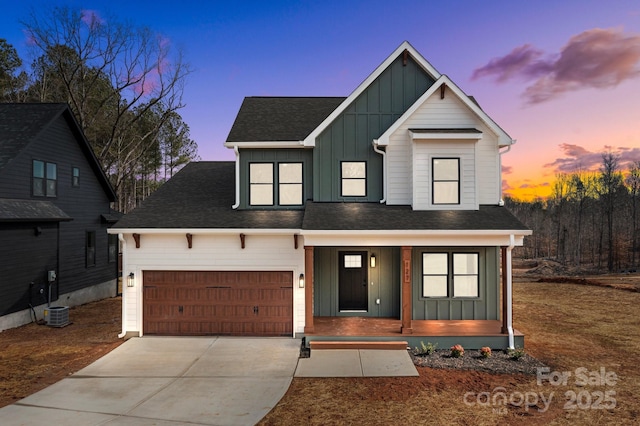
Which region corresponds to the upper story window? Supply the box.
[72,167,80,187]
[278,163,303,205]
[33,160,57,197]
[341,161,366,197]
[432,158,459,204]
[249,163,274,205]
[422,252,479,298]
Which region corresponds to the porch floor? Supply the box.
[303,317,524,350]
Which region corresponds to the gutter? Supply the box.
[506,233,515,349]
[372,140,386,203]
[117,233,127,339]
[232,146,240,209]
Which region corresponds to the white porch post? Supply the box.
[506,234,515,349]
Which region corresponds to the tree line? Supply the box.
[506,153,640,273]
[0,6,199,212]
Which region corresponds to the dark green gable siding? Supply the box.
[239,148,313,209]
[314,54,435,201]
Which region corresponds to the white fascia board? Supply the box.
[223,141,304,149]
[410,131,482,140]
[377,75,514,147]
[302,41,441,147]
[108,228,302,236]
[301,229,531,247]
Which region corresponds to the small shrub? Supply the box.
[414,341,437,356]
[507,346,525,360]
[480,346,492,358]
[450,344,464,358]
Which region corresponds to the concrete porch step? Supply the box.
[310,340,409,350]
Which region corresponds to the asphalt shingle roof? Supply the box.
[226,97,345,142]
[0,199,72,222]
[114,162,528,232]
[0,103,68,171]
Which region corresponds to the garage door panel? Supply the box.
[143,271,293,336]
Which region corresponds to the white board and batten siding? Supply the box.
[121,232,306,335]
[385,90,501,208]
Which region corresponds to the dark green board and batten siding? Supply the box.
[238,149,313,209]
[412,247,500,321]
[313,247,400,318]
[313,54,436,202]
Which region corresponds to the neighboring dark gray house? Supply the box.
[111,42,531,349]
[0,103,118,331]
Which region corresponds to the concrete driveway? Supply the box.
[0,337,300,426]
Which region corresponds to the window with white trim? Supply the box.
[432,158,459,204]
[249,163,274,205]
[422,252,479,298]
[341,161,366,197]
[278,163,302,205]
[344,254,362,268]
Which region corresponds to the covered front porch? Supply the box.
[303,317,525,350]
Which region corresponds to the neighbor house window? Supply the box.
[341,161,366,196]
[422,252,480,298]
[249,163,274,205]
[33,160,57,197]
[432,158,459,204]
[86,231,96,267]
[108,234,118,263]
[278,163,302,205]
[422,253,448,297]
[453,253,479,297]
[72,167,80,187]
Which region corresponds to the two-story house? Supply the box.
[111,42,531,349]
[0,103,119,331]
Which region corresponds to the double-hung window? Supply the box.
[432,158,459,204]
[341,161,366,197]
[72,167,80,187]
[422,252,479,298]
[249,163,274,206]
[33,160,57,197]
[278,163,302,205]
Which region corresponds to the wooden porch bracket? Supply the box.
[133,233,140,248]
[401,246,413,334]
[304,246,315,333]
[186,233,193,249]
[294,234,298,249]
[239,233,245,249]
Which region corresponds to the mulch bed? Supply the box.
[410,349,548,375]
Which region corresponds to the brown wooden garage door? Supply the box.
[143,271,293,336]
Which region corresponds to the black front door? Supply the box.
[339,251,368,311]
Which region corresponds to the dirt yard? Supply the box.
[1,268,640,425]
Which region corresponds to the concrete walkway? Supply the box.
[0,337,418,426]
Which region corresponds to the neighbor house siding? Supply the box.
[314,54,435,202]
[385,91,501,206]
[122,233,306,334]
[411,246,499,320]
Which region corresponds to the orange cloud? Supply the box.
[472,28,640,104]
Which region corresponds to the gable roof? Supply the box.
[112,161,304,229]
[302,41,442,147]
[225,97,345,145]
[375,74,514,147]
[0,103,116,201]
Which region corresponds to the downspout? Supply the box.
[117,233,127,339]
[498,140,515,206]
[232,145,240,209]
[372,140,386,203]
[506,234,515,349]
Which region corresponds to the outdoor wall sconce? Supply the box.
[127,272,135,287]
[370,253,376,268]
[299,273,305,288]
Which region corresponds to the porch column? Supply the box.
[401,246,413,334]
[501,246,508,334]
[304,245,314,333]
